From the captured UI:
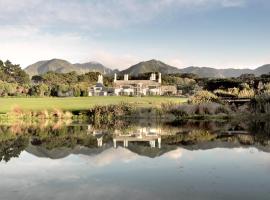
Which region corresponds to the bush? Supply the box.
[88,103,134,123]
[189,90,220,104]
[161,102,230,118]
[7,106,73,119]
[214,89,238,98]
[238,88,255,98]
[250,94,270,114]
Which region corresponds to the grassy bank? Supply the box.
[0,96,187,114]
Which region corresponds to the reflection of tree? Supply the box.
[32,134,111,150]
[0,136,29,162]
[31,126,112,150]
[162,130,217,145]
[249,118,270,145]
[1,118,270,162]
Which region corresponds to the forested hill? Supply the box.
[120,59,180,76]
[24,59,113,77]
[24,58,270,78]
[120,60,270,78]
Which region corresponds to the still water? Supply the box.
[0,119,270,200]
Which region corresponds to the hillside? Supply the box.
[25,59,113,77]
[254,64,270,76]
[180,66,254,78]
[25,58,270,78]
[120,59,181,76]
[120,60,270,78]
[73,62,113,74]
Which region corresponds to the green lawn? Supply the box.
[0,96,187,114]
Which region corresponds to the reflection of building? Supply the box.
[88,75,108,96]
[113,127,162,148]
[88,126,162,149]
[113,73,162,96]
[88,125,105,147]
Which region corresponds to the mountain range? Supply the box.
[24,58,270,78]
[25,58,114,77]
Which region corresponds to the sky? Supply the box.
[0,0,270,69]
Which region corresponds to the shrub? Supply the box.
[238,88,255,98]
[215,105,231,114]
[170,108,188,118]
[189,90,220,104]
[36,110,50,119]
[250,94,270,114]
[88,103,134,123]
[214,89,238,98]
[51,109,63,118]
[161,102,229,117]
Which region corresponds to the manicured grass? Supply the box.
[0,96,187,114]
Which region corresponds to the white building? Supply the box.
[88,75,108,96]
[113,73,162,96]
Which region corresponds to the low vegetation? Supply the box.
[88,103,134,123]
[250,94,270,114]
[189,90,220,104]
[161,102,231,119]
[8,106,73,120]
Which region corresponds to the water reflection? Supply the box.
[0,118,270,162]
[0,119,270,200]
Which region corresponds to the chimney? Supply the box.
[114,73,117,82]
[150,73,156,81]
[97,74,103,84]
[158,73,161,84]
[124,74,129,81]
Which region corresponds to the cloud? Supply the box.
[0,0,260,69]
[165,58,185,67]
[79,147,139,167]
[221,0,246,7]
[0,0,247,29]
[163,148,183,160]
[0,25,142,68]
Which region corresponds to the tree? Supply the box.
[205,79,241,91]
[0,60,30,84]
[0,81,17,96]
[29,84,49,96]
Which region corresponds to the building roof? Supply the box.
[89,82,108,92]
[95,83,105,88]
[114,80,160,86]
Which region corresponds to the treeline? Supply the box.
[0,60,112,97]
[202,74,270,98]
[133,72,270,97]
[30,71,112,97]
[1,59,270,98]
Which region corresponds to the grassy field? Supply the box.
[0,96,187,114]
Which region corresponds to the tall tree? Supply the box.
[0,60,30,84]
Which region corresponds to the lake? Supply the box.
[0,119,270,200]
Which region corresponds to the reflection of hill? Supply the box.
[26,143,176,159]
[127,144,176,158]
[25,138,270,161]
[180,141,270,152]
[25,144,111,159]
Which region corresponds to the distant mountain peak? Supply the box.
[24,58,270,78]
[120,59,180,76]
[25,59,113,76]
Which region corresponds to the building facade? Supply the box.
[88,75,108,96]
[89,73,178,96]
[113,73,162,96]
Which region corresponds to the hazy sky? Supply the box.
[0,0,270,69]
